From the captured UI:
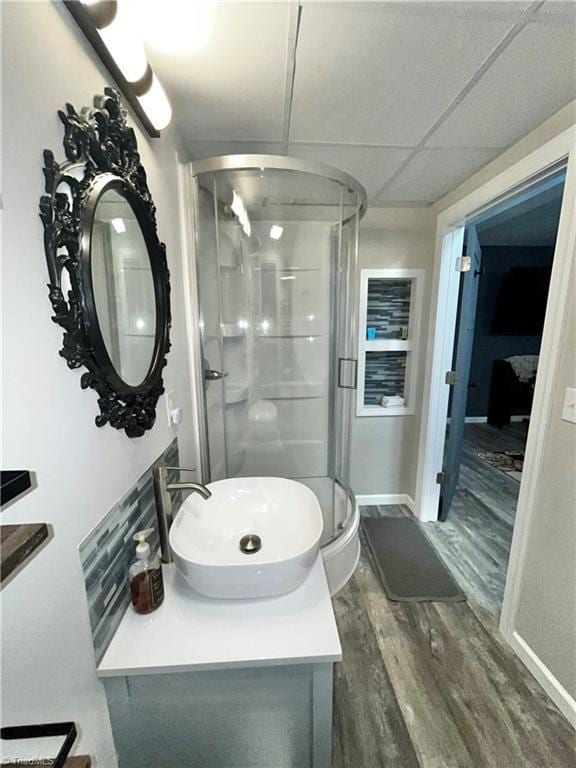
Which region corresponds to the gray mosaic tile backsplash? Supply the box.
[364,351,407,405]
[79,439,180,664]
[366,278,411,339]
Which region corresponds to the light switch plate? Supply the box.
[165,389,176,428]
[561,387,576,424]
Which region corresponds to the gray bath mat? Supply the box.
[362,517,466,602]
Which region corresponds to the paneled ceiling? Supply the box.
[146,1,576,206]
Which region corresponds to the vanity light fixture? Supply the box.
[88,0,148,82]
[137,74,173,132]
[111,217,126,234]
[270,225,283,240]
[64,0,172,136]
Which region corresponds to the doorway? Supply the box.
[432,172,566,618]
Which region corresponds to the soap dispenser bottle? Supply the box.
[129,528,164,614]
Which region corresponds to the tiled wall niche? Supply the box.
[366,278,412,339]
[357,269,425,416]
[79,439,180,663]
[364,351,407,406]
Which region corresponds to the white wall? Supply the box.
[513,258,576,704]
[1,3,195,764]
[350,208,435,500]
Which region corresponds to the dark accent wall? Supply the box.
[466,246,554,417]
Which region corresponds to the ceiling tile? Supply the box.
[536,1,576,19]
[146,2,294,143]
[289,4,519,145]
[377,147,502,204]
[426,21,576,149]
[287,143,413,199]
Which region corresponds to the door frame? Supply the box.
[413,125,576,640]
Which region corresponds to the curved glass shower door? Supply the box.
[192,158,364,546]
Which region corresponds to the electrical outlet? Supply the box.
[561,387,576,424]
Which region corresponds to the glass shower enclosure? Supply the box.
[189,155,366,549]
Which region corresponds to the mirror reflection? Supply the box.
[91,189,157,387]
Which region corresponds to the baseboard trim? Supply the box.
[355,493,415,514]
[509,631,576,729]
[447,415,531,424]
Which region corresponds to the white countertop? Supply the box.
[97,556,342,677]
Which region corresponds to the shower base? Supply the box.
[321,504,360,596]
[283,476,360,596]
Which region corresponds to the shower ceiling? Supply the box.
[145,0,576,206]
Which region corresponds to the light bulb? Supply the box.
[137,75,173,131]
[111,218,126,234]
[270,225,283,240]
[97,1,148,83]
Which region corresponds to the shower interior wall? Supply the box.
[194,182,356,545]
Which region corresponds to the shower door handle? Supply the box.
[204,369,228,381]
[338,358,357,389]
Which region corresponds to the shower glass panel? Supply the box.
[192,158,365,547]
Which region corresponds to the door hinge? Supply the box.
[436,471,449,485]
[456,256,471,272]
[445,370,460,386]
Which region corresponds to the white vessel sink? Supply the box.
[169,477,323,599]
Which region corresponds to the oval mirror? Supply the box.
[41,90,171,437]
[91,189,157,387]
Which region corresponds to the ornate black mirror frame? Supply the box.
[39,88,171,438]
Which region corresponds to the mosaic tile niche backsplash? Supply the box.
[364,351,407,405]
[79,439,180,663]
[366,278,411,339]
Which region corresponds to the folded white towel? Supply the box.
[381,395,405,408]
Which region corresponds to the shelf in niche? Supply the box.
[365,339,412,352]
[358,404,412,417]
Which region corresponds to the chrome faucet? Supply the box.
[152,466,212,563]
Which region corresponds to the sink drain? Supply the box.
[239,534,262,554]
